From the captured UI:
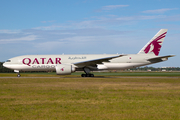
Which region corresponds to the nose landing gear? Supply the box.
[17,73,21,77]
[14,70,21,77]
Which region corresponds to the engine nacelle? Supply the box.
[56,64,75,75]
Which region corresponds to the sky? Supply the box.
[0,0,180,67]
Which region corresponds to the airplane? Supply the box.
[3,29,175,77]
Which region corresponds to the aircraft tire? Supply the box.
[81,74,86,77]
[17,74,21,77]
[90,74,94,77]
[81,74,94,77]
[86,74,90,77]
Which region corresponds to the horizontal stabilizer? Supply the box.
[146,55,175,61]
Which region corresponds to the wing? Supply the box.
[147,55,175,62]
[74,55,125,67]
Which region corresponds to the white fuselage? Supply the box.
[3,54,162,72]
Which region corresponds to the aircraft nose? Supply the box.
[3,63,6,67]
[3,62,10,68]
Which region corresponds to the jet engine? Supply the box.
[56,64,75,75]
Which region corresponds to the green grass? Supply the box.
[0,77,180,119]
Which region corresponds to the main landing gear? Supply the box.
[81,67,94,77]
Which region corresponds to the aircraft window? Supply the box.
[6,60,11,62]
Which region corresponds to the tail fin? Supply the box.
[138,29,168,56]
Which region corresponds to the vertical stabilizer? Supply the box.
[138,29,168,56]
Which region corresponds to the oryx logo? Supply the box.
[61,67,65,71]
[144,32,167,56]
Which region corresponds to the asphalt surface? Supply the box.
[0,76,179,78]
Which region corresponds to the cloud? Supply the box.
[0,35,38,43]
[137,15,166,20]
[142,8,178,14]
[102,5,129,10]
[0,12,178,47]
[0,13,172,45]
[0,30,21,34]
[41,20,56,23]
[34,41,64,51]
[33,34,130,54]
[163,14,180,21]
[96,5,129,12]
[34,25,66,30]
[34,36,96,51]
[35,15,167,31]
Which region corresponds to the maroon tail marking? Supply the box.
[144,32,167,56]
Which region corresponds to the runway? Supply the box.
[0,76,179,78]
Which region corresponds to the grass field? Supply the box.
[0,73,180,119]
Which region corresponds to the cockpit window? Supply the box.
[6,60,11,62]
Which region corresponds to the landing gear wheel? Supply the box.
[81,74,86,77]
[90,74,94,77]
[17,74,21,77]
[86,74,90,77]
[81,74,94,77]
